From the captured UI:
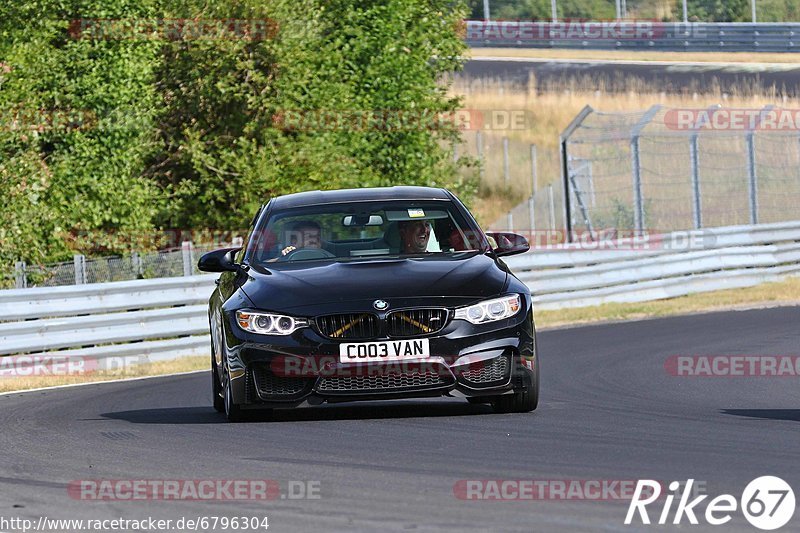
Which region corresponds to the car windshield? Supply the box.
[246,200,485,265]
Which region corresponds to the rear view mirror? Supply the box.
[342,214,384,226]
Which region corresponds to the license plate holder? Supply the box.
[338,339,430,363]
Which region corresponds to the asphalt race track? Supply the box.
[1,306,798,532]
[462,57,800,95]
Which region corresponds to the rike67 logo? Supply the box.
[625,477,795,530]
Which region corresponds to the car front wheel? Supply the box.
[223,365,246,422]
[491,360,539,414]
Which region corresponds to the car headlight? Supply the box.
[235,310,308,335]
[454,295,521,324]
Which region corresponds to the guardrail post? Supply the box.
[530,144,538,194]
[74,254,86,285]
[14,261,27,289]
[746,132,759,224]
[548,184,556,230]
[690,134,702,229]
[182,241,195,276]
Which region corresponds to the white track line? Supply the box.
[0,369,206,397]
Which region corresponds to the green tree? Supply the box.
[152,0,474,230]
[0,0,164,265]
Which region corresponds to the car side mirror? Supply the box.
[198,248,242,273]
[485,232,529,257]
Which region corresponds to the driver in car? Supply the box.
[278,220,322,257]
[398,219,432,254]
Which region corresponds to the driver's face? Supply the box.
[291,227,321,249]
[400,220,431,253]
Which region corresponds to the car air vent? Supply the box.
[386,308,448,338]
[316,313,380,340]
[250,366,313,399]
[458,355,509,386]
[317,369,453,393]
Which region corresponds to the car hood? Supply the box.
[240,254,508,313]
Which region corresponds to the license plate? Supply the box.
[339,339,430,363]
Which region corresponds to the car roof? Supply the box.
[269,186,452,210]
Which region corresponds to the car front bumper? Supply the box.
[222,308,536,409]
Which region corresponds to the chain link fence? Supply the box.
[8,242,228,289]
[559,105,800,236]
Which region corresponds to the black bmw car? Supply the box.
[199,186,539,421]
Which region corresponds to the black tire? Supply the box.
[491,359,539,414]
[223,366,246,422]
[212,358,225,413]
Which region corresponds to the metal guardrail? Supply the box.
[465,21,800,52]
[1,221,798,364]
[0,274,216,363]
[505,220,800,309]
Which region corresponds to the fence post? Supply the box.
[560,105,594,242]
[630,137,644,232]
[548,184,556,230]
[182,241,195,277]
[476,131,485,181]
[502,137,510,185]
[506,212,513,231]
[132,252,143,279]
[530,144,538,195]
[629,105,662,233]
[746,132,759,224]
[690,134,702,229]
[74,254,86,285]
[528,194,536,233]
[14,261,27,289]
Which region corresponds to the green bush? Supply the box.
[0,0,474,268]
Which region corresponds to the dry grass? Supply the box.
[469,47,800,64]
[0,355,207,394]
[536,276,800,329]
[455,80,800,226]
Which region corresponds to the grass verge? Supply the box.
[0,355,208,394]
[536,276,800,329]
